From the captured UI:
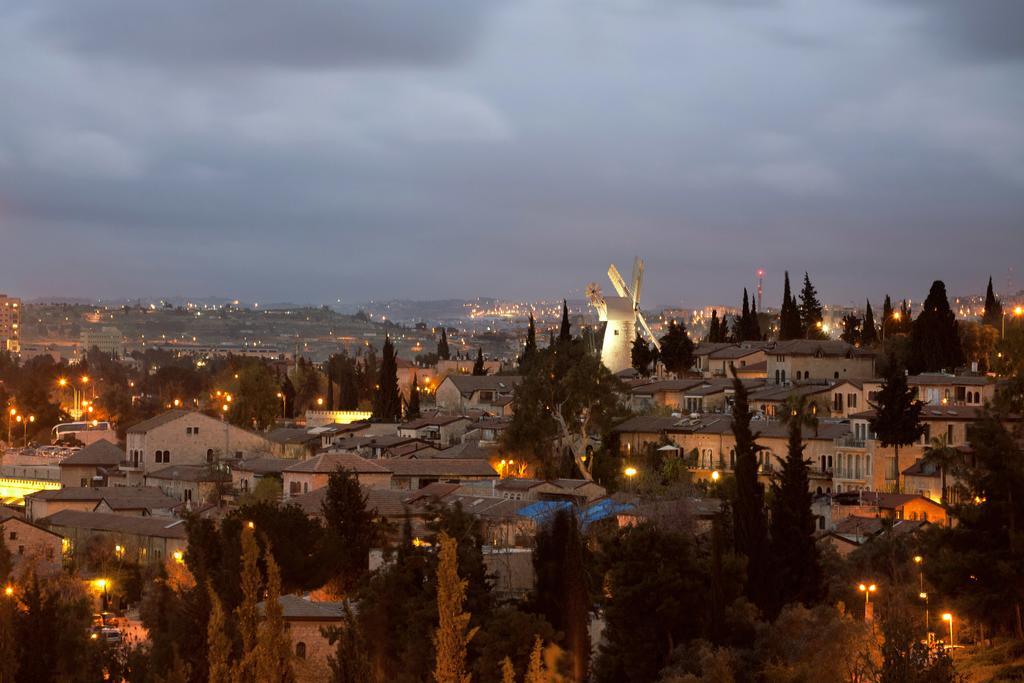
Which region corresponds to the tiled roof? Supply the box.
[384,458,498,478]
[60,440,124,466]
[444,375,522,396]
[766,340,873,358]
[42,509,188,539]
[28,486,177,510]
[708,346,765,360]
[400,415,471,430]
[284,453,390,474]
[146,465,231,482]
[289,486,418,518]
[126,410,191,434]
[258,594,347,621]
[630,380,706,396]
[231,457,292,474]
[495,479,547,491]
[266,428,320,445]
[908,373,989,386]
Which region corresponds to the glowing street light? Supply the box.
[942,612,955,647]
[858,583,877,621]
[624,466,638,478]
[3,585,13,597]
[711,470,720,482]
[920,592,930,634]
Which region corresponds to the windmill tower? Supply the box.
[587,257,660,373]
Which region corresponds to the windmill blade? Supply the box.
[637,311,661,350]
[607,264,630,299]
[631,257,644,309]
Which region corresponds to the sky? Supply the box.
[0,0,1022,310]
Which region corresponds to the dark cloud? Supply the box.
[23,0,497,69]
[892,0,1024,62]
[0,0,1021,307]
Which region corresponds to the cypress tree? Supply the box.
[862,300,879,346]
[908,280,964,373]
[799,272,824,338]
[373,336,402,421]
[438,328,451,361]
[520,313,539,371]
[321,469,376,593]
[779,271,803,341]
[707,310,721,343]
[749,295,762,341]
[900,300,912,334]
[732,289,751,341]
[729,365,770,613]
[559,300,572,343]
[206,587,232,683]
[327,604,372,683]
[234,527,261,681]
[255,552,295,683]
[882,295,895,339]
[407,375,422,420]
[869,356,924,479]
[983,275,1003,328]
[433,532,476,683]
[472,348,486,376]
[769,395,822,613]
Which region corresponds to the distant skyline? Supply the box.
[1,1,1023,309]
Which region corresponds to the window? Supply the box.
[303,482,309,493]
[834,394,843,411]
[154,450,162,464]
[186,427,192,435]
[17,546,24,555]
[8,531,16,541]
[847,394,858,409]
[290,481,302,496]
[947,424,954,446]
[296,642,307,659]
[207,449,214,464]
[184,489,192,502]
[193,427,199,435]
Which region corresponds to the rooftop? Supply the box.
[41,509,188,539]
[60,440,125,467]
[284,452,390,474]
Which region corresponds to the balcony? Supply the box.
[837,435,869,449]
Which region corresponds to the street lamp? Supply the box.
[6,407,16,446]
[1002,305,1024,339]
[942,613,954,647]
[920,592,930,635]
[858,583,877,621]
[914,555,924,592]
[711,470,720,482]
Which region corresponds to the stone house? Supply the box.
[25,486,178,522]
[0,510,62,576]
[144,465,231,505]
[383,458,499,491]
[58,440,126,487]
[765,340,875,385]
[125,410,272,473]
[42,509,188,566]
[282,453,392,499]
[397,415,472,448]
[258,595,347,681]
[230,457,290,496]
[434,375,521,416]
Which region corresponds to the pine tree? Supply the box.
[321,469,376,594]
[433,532,476,683]
[769,395,822,613]
[869,356,924,480]
[408,375,422,420]
[779,271,803,341]
[438,328,451,361]
[730,365,771,613]
[472,348,486,376]
[983,276,1003,328]
[799,272,824,338]
[207,586,232,683]
[559,300,572,343]
[520,313,539,371]
[659,320,695,375]
[840,313,861,346]
[373,336,402,421]
[255,551,295,683]
[908,280,964,373]
[862,300,879,346]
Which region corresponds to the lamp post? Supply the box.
[276,392,286,418]
[1002,306,1024,339]
[624,465,638,491]
[6,407,16,446]
[914,555,924,593]
[942,612,954,647]
[858,583,877,622]
[920,592,930,636]
[21,415,35,447]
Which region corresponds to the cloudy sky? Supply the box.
[1,0,1022,309]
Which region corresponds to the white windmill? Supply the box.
[587,257,660,373]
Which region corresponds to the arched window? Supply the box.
[207,449,214,463]
[781,370,786,384]
[833,371,839,379]
[729,449,736,469]
[295,642,306,659]
[775,369,781,384]
[154,450,161,464]
[303,482,309,493]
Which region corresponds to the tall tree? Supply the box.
[234,526,261,681]
[206,587,232,683]
[882,295,895,340]
[730,366,771,612]
[840,313,862,346]
[779,272,803,341]
[921,434,960,506]
[326,604,371,683]
[255,552,294,683]
[799,272,824,338]
[769,395,822,614]
[750,295,762,341]
[325,375,335,411]
[630,334,654,377]
[532,508,590,682]
[407,375,422,420]
[321,469,376,594]
[706,309,722,343]
[520,313,539,371]
[438,328,451,361]
[279,374,296,419]
[559,300,572,343]
[862,300,879,346]
[908,280,964,373]
[472,349,486,376]
[373,336,402,421]
[983,275,1003,328]
[433,532,476,683]
[659,320,695,375]
[869,357,924,483]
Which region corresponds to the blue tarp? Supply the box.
[517,498,635,531]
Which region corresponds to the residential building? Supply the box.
[125,410,272,472]
[907,373,994,407]
[257,596,347,681]
[25,486,178,521]
[434,375,521,416]
[144,465,231,505]
[58,440,126,487]
[230,457,289,496]
[43,509,188,565]
[397,415,472,448]
[282,453,392,498]
[765,340,875,384]
[0,510,61,576]
[383,458,499,491]
[0,294,20,353]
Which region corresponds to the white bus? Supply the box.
[51,421,114,444]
